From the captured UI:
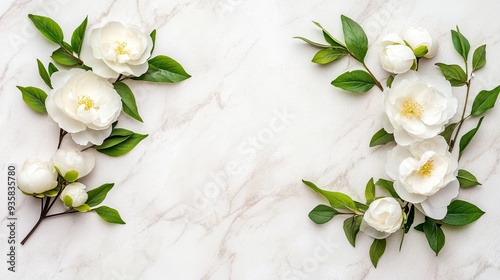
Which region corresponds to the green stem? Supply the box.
[362,62,384,92]
[449,80,472,153]
[60,44,84,66]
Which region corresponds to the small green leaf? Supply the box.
[403,204,415,234]
[308,204,339,224]
[386,75,394,88]
[71,16,88,56]
[413,45,428,58]
[74,204,91,212]
[51,47,80,66]
[369,128,395,147]
[17,86,47,113]
[451,27,470,61]
[369,238,386,268]
[48,62,59,76]
[302,180,358,212]
[96,130,148,157]
[293,36,332,48]
[133,55,191,83]
[63,170,79,182]
[457,169,482,188]
[28,14,64,44]
[311,47,348,65]
[423,217,445,256]
[44,189,59,197]
[340,15,368,62]
[472,45,486,72]
[36,59,52,88]
[459,117,484,160]
[354,201,368,213]
[94,206,125,224]
[331,70,375,93]
[440,122,458,145]
[375,179,401,200]
[63,195,73,208]
[414,223,424,232]
[365,178,375,204]
[440,200,485,226]
[435,63,467,86]
[470,85,500,116]
[311,21,345,48]
[114,82,143,122]
[343,216,362,247]
[150,29,156,55]
[86,183,115,207]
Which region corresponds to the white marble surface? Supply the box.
[1,0,500,279]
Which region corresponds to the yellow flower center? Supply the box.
[77,95,95,111]
[401,98,423,119]
[115,41,130,56]
[418,160,435,177]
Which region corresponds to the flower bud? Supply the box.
[404,27,438,58]
[53,146,95,182]
[60,182,88,208]
[18,159,58,195]
[360,197,403,239]
[379,33,416,74]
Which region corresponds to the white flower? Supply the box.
[382,71,457,146]
[82,21,153,79]
[360,197,403,239]
[53,147,95,182]
[386,136,459,219]
[18,159,58,194]
[379,33,416,74]
[404,27,438,58]
[45,68,122,146]
[60,182,88,208]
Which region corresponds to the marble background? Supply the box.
[1,0,500,279]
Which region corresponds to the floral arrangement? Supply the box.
[16,15,190,245]
[296,15,498,266]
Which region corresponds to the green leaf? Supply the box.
[63,170,79,182]
[312,21,345,48]
[414,223,424,232]
[440,122,458,145]
[369,128,395,147]
[86,183,115,207]
[403,204,415,234]
[386,75,394,88]
[133,55,191,83]
[343,216,362,247]
[74,204,91,212]
[302,180,358,212]
[470,85,500,116]
[369,238,386,268]
[44,189,59,197]
[51,47,80,66]
[365,178,375,204]
[36,59,52,88]
[293,36,332,48]
[71,16,88,56]
[457,169,482,188]
[451,27,470,61]
[472,45,486,72]
[441,200,485,226]
[354,201,368,213]
[28,14,64,44]
[114,82,143,122]
[94,206,125,224]
[311,47,348,65]
[375,179,401,200]
[308,204,339,224]
[459,117,484,160]
[17,86,47,113]
[63,195,73,208]
[96,130,148,157]
[413,45,428,58]
[48,62,59,76]
[423,217,445,256]
[331,70,375,93]
[435,63,467,86]
[340,15,368,62]
[150,29,156,55]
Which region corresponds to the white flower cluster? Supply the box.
[18,147,94,208]
[361,28,459,239]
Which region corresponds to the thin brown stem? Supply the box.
[57,129,67,149]
[449,80,471,153]
[45,210,79,219]
[362,62,384,92]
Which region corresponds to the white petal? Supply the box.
[103,59,149,77]
[46,92,86,133]
[394,180,427,203]
[82,45,119,79]
[71,127,112,146]
[418,200,448,220]
[427,180,459,209]
[360,220,392,239]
